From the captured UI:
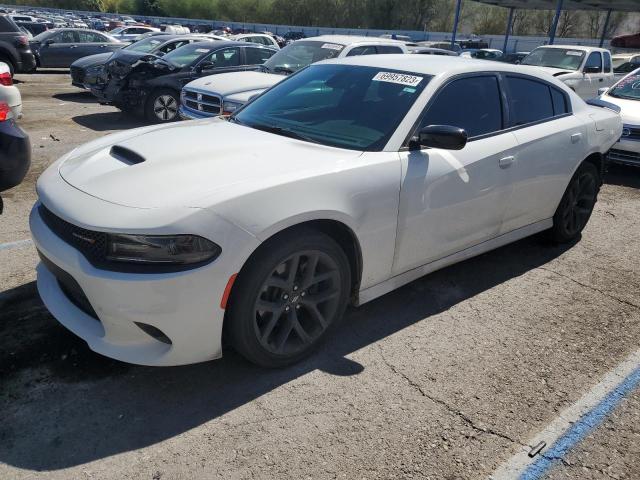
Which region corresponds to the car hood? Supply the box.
[104,51,167,79]
[57,119,362,209]
[602,94,640,124]
[524,65,577,77]
[70,52,114,69]
[184,71,283,96]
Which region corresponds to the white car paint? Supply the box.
[109,26,160,42]
[31,55,621,366]
[0,62,22,119]
[522,45,615,99]
[232,33,280,50]
[179,35,409,119]
[598,67,640,166]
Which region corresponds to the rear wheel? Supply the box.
[550,162,600,243]
[226,229,351,368]
[144,88,179,123]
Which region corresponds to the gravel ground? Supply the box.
[0,71,639,480]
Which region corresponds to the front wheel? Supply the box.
[144,88,179,123]
[550,161,600,243]
[226,229,351,368]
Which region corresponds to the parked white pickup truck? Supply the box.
[521,45,615,99]
[179,35,409,119]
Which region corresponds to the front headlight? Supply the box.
[222,100,243,115]
[106,234,221,266]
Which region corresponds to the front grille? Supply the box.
[622,124,640,141]
[608,149,640,166]
[182,88,221,116]
[70,66,85,83]
[38,250,99,321]
[39,205,107,265]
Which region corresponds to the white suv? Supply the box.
[521,45,615,99]
[179,35,408,119]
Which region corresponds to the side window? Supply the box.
[51,31,77,43]
[376,45,404,54]
[421,75,503,138]
[551,87,569,116]
[346,46,377,57]
[245,47,275,65]
[505,76,554,126]
[603,52,612,73]
[77,31,105,43]
[615,61,638,74]
[585,52,603,72]
[206,47,240,68]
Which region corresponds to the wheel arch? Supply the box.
[582,151,606,184]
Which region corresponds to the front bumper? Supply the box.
[0,119,30,192]
[608,131,640,167]
[29,177,260,365]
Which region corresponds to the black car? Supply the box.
[71,34,217,89]
[0,15,37,75]
[15,21,48,36]
[92,40,277,123]
[495,52,529,64]
[30,28,124,68]
[0,107,30,214]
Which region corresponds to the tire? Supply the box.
[144,88,179,123]
[0,56,15,77]
[550,161,600,243]
[226,228,352,368]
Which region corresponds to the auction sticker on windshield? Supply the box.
[373,72,423,87]
[567,51,583,56]
[321,43,343,51]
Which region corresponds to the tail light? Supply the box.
[15,35,29,47]
[0,102,10,122]
[0,72,12,86]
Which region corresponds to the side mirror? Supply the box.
[412,125,468,150]
[583,66,601,74]
[44,38,55,45]
[597,87,608,96]
[196,61,215,72]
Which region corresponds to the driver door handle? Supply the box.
[499,156,515,169]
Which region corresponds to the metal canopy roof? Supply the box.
[474,0,640,11]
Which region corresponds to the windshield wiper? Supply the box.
[273,66,294,74]
[250,123,321,144]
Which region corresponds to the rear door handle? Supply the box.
[599,78,604,82]
[571,133,582,143]
[499,156,515,168]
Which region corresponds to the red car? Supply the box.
[611,32,640,49]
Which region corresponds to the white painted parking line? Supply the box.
[0,239,33,252]
[490,349,640,480]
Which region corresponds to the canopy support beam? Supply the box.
[451,0,462,49]
[503,7,515,53]
[600,9,612,47]
[549,0,564,45]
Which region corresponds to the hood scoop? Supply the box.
[552,71,571,77]
[110,145,145,165]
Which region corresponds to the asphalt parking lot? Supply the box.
[1,71,639,480]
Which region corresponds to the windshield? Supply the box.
[263,41,345,74]
[125,36,164,53]
[234,64,430,151]
[162,43,212,67]
[609,71,640,100]
[522,48,585,70]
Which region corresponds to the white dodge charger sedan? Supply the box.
[31,56,621,367]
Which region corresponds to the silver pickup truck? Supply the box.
[179,35,409,119]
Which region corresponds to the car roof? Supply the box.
[537,44,609,53]
[189,40,269,49]
[303,34,406,46]
[319,53,560,78]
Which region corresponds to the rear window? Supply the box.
[0,16,21,33]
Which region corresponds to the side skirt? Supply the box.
[356,218,553,306]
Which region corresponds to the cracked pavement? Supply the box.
[0,72,639,480]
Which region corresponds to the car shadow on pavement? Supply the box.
[605,164,640,189]
[0,235,575,471]
[53,92,99,104]
[72,112,150,132]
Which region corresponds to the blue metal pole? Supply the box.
[503,7,515,53]
[451,0,462,50]
[549,0,564,45]
[600,9,612,47]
